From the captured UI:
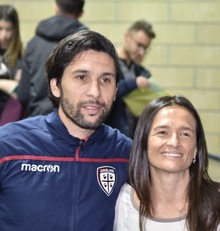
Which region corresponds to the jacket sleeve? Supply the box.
[116,78,137,98]
[116,63,152,98]
[136,64,151,78]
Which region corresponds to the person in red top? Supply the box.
[0,5,24,124]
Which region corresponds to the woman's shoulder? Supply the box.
[117,183,138,211]
[119,183,133,197]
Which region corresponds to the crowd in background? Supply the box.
[0,1,156,139]
[0,1,219,231]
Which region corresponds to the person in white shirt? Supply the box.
[114,95,220,231]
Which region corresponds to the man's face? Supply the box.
[125,30,151,64]
[51,50,117,130]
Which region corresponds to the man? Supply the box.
[0,30,131,231]
[106,20,156,138]
[17,0,87,117]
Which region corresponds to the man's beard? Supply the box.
[60,95,111,130]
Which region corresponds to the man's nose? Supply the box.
[138,47,145,56]
[86,81,101,99]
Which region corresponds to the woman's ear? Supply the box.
[50,78,60,97]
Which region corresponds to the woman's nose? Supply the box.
[167,134,180,147]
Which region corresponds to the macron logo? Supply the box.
[21,163,60,173]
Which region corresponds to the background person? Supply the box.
[0,4,23,124]
[114,95,220,231]
[17,0,87,117]
[0,29,132,231]
[106,20,156,138]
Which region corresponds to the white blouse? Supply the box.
[114,183,195,231]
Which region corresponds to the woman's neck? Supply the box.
[150,171,190,218]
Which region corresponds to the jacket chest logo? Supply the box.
[97,166,117,196]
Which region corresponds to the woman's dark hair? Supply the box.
[128,95,220,231]
[45,29,121,108]
[0,5,23,67]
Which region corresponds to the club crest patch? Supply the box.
[97,166,117,196]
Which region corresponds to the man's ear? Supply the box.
[113,85,118,101]
[77,10,84,18]
[54,3,61,15]
[124,31,129,41]
[50,78,60,97]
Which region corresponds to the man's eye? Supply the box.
[101,78,110,83]
[77,76,86,80]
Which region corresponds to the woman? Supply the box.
[0,5,23,124]
[114,95,220,231]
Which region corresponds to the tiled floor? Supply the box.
[208,158,220,182]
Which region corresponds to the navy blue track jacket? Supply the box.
[0,110,132,231]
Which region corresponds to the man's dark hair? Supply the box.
[45,29,121,108]
[128,20,156,39]
[55,0,85,17]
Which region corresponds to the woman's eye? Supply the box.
[181,133,190,137]
[158,131,167,135]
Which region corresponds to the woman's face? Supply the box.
[148,105,197,175]
[0,19,14,49]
